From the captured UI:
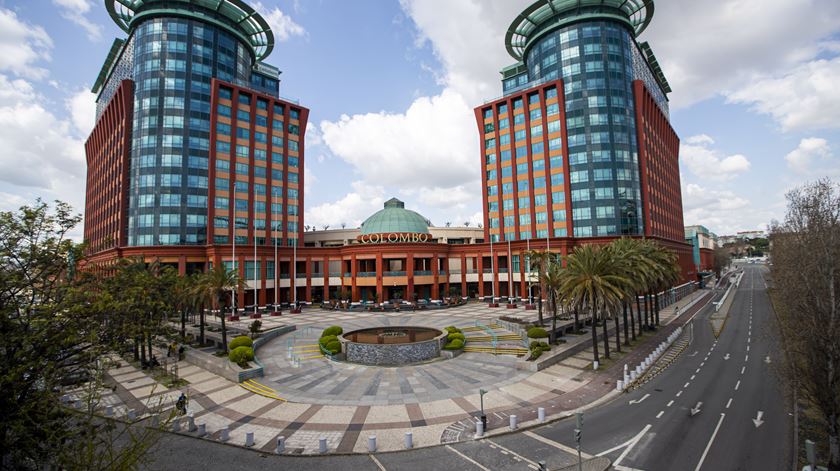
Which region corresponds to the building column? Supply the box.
[492,252,500,300]
[178,255,186,276]
[520,249,528,299]
[460,253,467,298]
[259,255,267,306]
[350,255,358,301]
[237,254,245,309]
[323,256,330,302]
[431,254,440,299]
[477,255,485,298]
[407,253,415,301]
[375,253,383,301]
[305,256,312,302]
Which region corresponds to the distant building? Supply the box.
[684,225,716,276]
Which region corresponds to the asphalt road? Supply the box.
[145,265,791,470]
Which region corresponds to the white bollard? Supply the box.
[197,423,206,437]
[368,435,376,453]
[187,413,196,432]
[509,414,518,430]
[405,431,414,448]
[219,426,229,442]
[538,407,546,423]
[276,436,285,454]
[245,431,255,447]
[630,371,637,382]
[475,421,485,438]
[593,360,599,370]
[616,380,624,391]
[172,419,181,432]
[319,437,327,453]
[105,406,114,417]
[127,409,136,421]
[624,373,630,385]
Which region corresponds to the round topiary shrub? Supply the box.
[322,325,343,337]
[319,334,338,347]
[530,340,549,350]
[444,338,464,350]
[447,332,465,342]
[530,349,544,360]
[444,326,462,334]
[229,335,253,351]
[324,340,341,355]
[527,327,549,339]
[229,346,254,366]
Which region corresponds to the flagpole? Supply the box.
[273,190,278,312]
[231,214,236,319]
[507,238,513,302]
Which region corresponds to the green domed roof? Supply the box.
[360,198,430,235]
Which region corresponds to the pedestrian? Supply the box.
[178,345,185,361]
[176,393,187,415]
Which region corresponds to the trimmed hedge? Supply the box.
[228,335,253,350]
[324,340,341,355]
[447,332,465,342]
[229,346,254,366]
[529,341,551,352]
[443,338,464,350]
[322,325,343,337]
[527,327,549,339]
[444,326,462,334]
[319,335,338,347]
[530,349,544,360]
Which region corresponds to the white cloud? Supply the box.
[320,89,478,190]
[52,0,103,41]
[725,58,840,132]
[253,2,305,42]
[681,183,759,234]
[680,135,751,181]
[304,181,386,228]
[67,87,96,136]
[784,137,837,175]
[0,8,52,79]
[644,0,840,109]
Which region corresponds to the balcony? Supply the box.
[384,271,406,277]
[413,270,432,276]
[358,271,376,277]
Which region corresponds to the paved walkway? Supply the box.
[98,290,713,455]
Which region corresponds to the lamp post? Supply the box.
[507,238,513,304]
[479,388,488,431]
[489,236,496,307]
[253,225,257,317]
[273,189,278,313]
[231,218,237,319]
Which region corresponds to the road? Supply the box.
[146,265,791,470]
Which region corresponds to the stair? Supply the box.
[463,346,528,356]
[240,379,285,401]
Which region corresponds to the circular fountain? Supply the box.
[341,326,447,366]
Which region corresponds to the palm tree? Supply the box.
[525,249,553,327]
[197,265,244,352]
[558,245,627,364]
[608,238,653,343]
[643,241,680,326]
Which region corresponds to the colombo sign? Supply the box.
[357,232,431,244]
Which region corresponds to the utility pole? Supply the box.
[575,412,583,471]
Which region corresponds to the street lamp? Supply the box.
[479,388,488,431]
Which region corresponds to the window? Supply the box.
[254,166,266,178]
[215,196,229,209]
[502,182,513,194]
[236,127,249,140]
[530,108,542,120]
[159,213,180,227]
[486,169,496,180]
[219,88,232,100]
[514,113,525,125]
[138,194,154,207]
[518,197,530,208]
[571,189,590,201]
[287,188,298,199]
[517,180,529,191]
[553,210,567,221]
[214,216,229,228]
[235,199,248,211]
[550,173,564,186]
[216,140,230,154]
[547,120,561,134]
[532,142,544,154]
[546,103,559,116]
[616,168,633,181]
[498,118,509,129]
[593,169,613,181]
[271,169,283,181]
[574,226,593,237]
[519,214,531,225]
[501,166,512,178]
[273,103,285,116]
[485,138,496,149]
[188,175,208,189]
[570,171,588,183]
[160,174,181,186]
[487,185,498,196]
[531,125,543,137]
[573,207,592,220]
[488,201,498,212]
[255,201,266,213]
[596,206,615,218]
[235,162,249,175]
[514,130,526,142]
[186,214,206,227]
[554,228,568,237]
[552,190,565,203]
[234,181,248,193]
[497,103,508,114]
[535,212,547,223]
[533,176,546,188]
[254,183,266,195]
[503,199,514,210]
[500,134,510,145]
[595,187,614,199]
[255,131,267,143]
[288,124,300,135]
[238,94,251,106]
[534,194,547,206]
[288,172,299,183]
[548,138,562,150]
[546,87,557,98]
[254,149,266,161]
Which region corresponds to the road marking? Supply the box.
[629,393,650,405]
[486,439,539,467]
[696,368,701,373]
[676,390,683,397]
[723,353,730,360]
[656,410,664,419]
[726,398,733,409]
[445,445,491,471]
[523,431,593,459]
[745,354,749,362]
[694,413,726,471]
[667,400,674,407]
[691,375,696,380]
[735,380,741,390]
[369,454,387,471]
[741,366,746,374]
[611,424,652,468]
[700,362,705,367]
[753,410,765,428]
[747,345,750,352]
[684,382,691,388]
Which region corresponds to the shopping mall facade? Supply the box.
[84,0,696,307]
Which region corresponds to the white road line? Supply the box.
[369,454,387,471]
[691,375,696,380]
[741,366,746,374]
[735,380,741,390]
[747,345,750,352]
[695,413,726,471]
[656,411,664,419]
[745,354,749,361]
[667,400,674,407]
[445,445,491,471]
[676,390,683,397]
[696,368,701,373]
[486,439,539,467]
[700,362,705,367]
[684,382,690,388]
[523,431,593,459]
[612,424,653,468]
[726,398,733,409]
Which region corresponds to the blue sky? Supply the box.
[1,0,839,240]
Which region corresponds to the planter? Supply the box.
[506,304,518,309]
[441,348,464,359]
[227,315,239,321]
[488,303,500,308]
[249,313,262,319]
[290,309,302,314]
[270,311,282,317]
[525,304,536,310]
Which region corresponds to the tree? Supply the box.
[771,179,840,470]
[713,247,731,277]
[0,200,162,469]
[197,266,243,353]
[525,250,553,326]
[558,244,627,364]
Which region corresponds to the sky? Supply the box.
[1,0,839,241]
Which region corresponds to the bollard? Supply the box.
[187,413,196,432]
[219,426,229,442]
[509,414,518,431]
[538,407,546,423]
[127,409,136,421]
[593,360,599,370]
[172,419,181,432]
[151,414,160,427]
[624,373,630,385]
[368,435,376,453]
[74,399,83,409]
[197,423,206,437]
[245,431,255,447]
[105,405,114,417]
[318,437,327,453]
[630,371,637,381]
[616,380,624,391]
[405,431,414,449]
[476,421,485,438]
[276,436,285,454]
